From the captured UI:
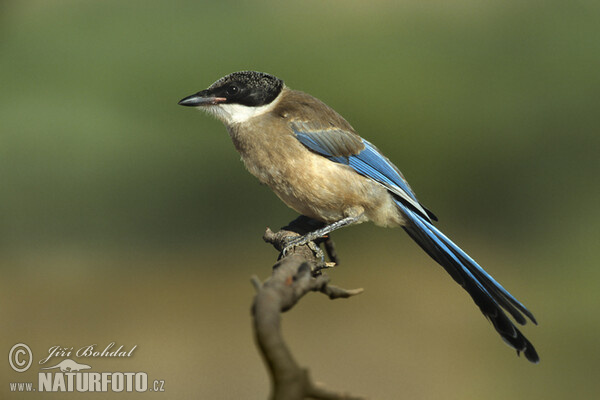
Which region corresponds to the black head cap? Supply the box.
[203,71,284,107]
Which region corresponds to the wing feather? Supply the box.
[291,120,435,222]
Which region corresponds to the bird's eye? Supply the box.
[226,85,239,96]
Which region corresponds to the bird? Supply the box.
[178,70,539,363]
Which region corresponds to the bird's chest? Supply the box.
[229,125,304,189]
[226,122,376,222]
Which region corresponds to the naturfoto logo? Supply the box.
[8,342,165,394]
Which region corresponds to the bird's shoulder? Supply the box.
[271,88,365,157]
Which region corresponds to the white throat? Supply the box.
[201,91,283,125]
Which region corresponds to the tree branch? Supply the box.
[251,217,364,400]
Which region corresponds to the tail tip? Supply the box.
[518,347,540,364]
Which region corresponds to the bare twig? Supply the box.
[252,218,364,400]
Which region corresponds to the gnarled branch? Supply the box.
[251,217,364,400]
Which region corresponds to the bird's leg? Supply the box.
[282,215,360,256]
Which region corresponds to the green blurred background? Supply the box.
[1,0,598,398]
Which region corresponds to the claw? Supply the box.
[281,235,302,256]
[307,241,325,263]
[281,235,325,264]
[281,232,313,254]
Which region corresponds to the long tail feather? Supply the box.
[396,200,539,363]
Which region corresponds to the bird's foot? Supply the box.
[282,237,337,274]
[282,235,325,259]
[281,230,322,254]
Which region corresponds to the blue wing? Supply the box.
[292,121,436,222]
[292,120,539,363]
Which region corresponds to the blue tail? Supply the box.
[396,200,539,363]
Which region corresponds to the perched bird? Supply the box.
[178,71,539,363]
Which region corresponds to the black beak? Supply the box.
[178,91,227,107]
